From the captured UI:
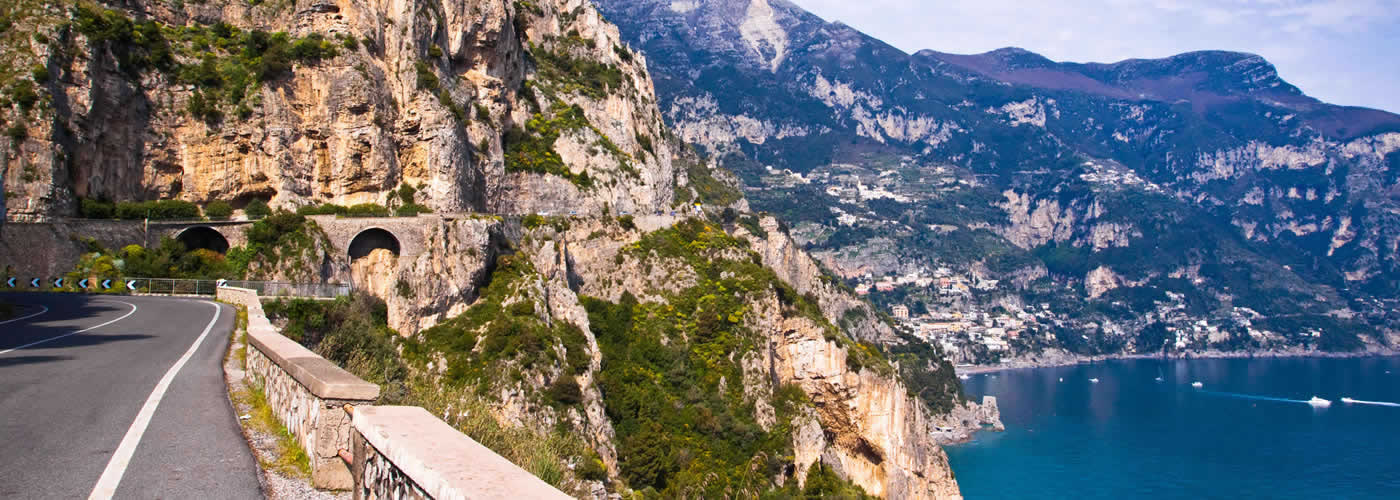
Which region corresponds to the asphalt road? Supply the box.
[0,293,263,499]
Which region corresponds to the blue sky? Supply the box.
[790,0,1400,113]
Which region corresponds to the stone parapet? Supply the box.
[220,286,379,489]
[350,406,571,500]
[220,285,568,498]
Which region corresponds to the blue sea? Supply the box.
[946,357,1400,499]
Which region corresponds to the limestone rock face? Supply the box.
[741,215,897,344]
[555,218,965,499]
[755,297,960,499]
[1000,190,1077,249]
[372,216,502,335]
[5,0,682,220]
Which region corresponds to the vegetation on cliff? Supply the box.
[408,255,592,405]
[59,211,332,283]
[625,219,891,375]
[505,95,637,188]
[73,4,340,124]
[264,291,606,495]
[584,293,813,496]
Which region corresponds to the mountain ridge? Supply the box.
[597,0,1400,367]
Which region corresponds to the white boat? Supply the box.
[1341,397,1356,404]
[1058,377,1064,382]
[958,374,970,380]
[1308,397,1332,408]
[1154,376,1164,382]
[1089,378,1100,383]
[1192,381,1204,388]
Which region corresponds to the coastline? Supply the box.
[955,347,1400,376]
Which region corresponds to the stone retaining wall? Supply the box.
[220,286,379,489]
[350,406,571,500]
[220,286,569,498]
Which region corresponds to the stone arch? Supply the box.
[175,226,231,254]
[348,228,401,260]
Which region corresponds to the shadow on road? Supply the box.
[0,355,75,368]
[0,294,157,364]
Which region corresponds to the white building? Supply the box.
[892,305,910,320]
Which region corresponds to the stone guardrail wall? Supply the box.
[221,286,379,489]
[218,286,569,498]
[351,406,571,500]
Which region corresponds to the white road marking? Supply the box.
[0,304,49,326]
[88,301,223,500]
[0,303,137,355]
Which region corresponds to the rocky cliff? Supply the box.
[346,215,980,498]
[2,0,690,220]
[550,217,971,497]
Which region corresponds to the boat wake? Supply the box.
[1197,390,1315,406]
[1340,397,1400,408]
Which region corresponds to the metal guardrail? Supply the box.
[124,278,350,298]
[219,280,351,298]
[3,276,351,299]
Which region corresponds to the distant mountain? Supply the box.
[599,0,1400,359]
[916,48,1399,139]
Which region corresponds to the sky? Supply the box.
[789,0,1400,113]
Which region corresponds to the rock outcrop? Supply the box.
[552,217,966,498]
[4,0,685,220]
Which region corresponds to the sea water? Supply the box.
[946,356,1400,499]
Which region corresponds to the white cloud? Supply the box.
[788,0,1400,112]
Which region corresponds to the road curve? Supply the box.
[0,293,262,499]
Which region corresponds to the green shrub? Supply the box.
[617,215,636,231]
[415,61,440,90]
[522,214,546,229]
[412,255,592,392]
[296,203,348,216]
[120,237,234,279]
[5,123,27,142]
[503,105,609,189]
[244,199,272,219]
[187,90,222,123]
[30,64,50,84]
[344,203,390,217]
[246,212,309,247]
[530,46,624,99]
[395,204,432,217]
[204,200,234,219]
[114,200,201,220]
[396,184,418,205]
[612,44,633,63]
[80,198,116,219]
[547,377,582,406]
[263,294,407,392]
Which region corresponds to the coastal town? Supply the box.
[846,263,1323,366]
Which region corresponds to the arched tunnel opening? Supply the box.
[176,226,231,254]
[348,228,401,260]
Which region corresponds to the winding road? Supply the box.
[0,293,262,499]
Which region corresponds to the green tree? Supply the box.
[244,199,271,220]
[204,200,233,220]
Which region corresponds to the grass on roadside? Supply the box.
[221,301,309,480]
[232,381,312,479]
[234,305,249,366]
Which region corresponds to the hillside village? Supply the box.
[739,157,1345,365]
